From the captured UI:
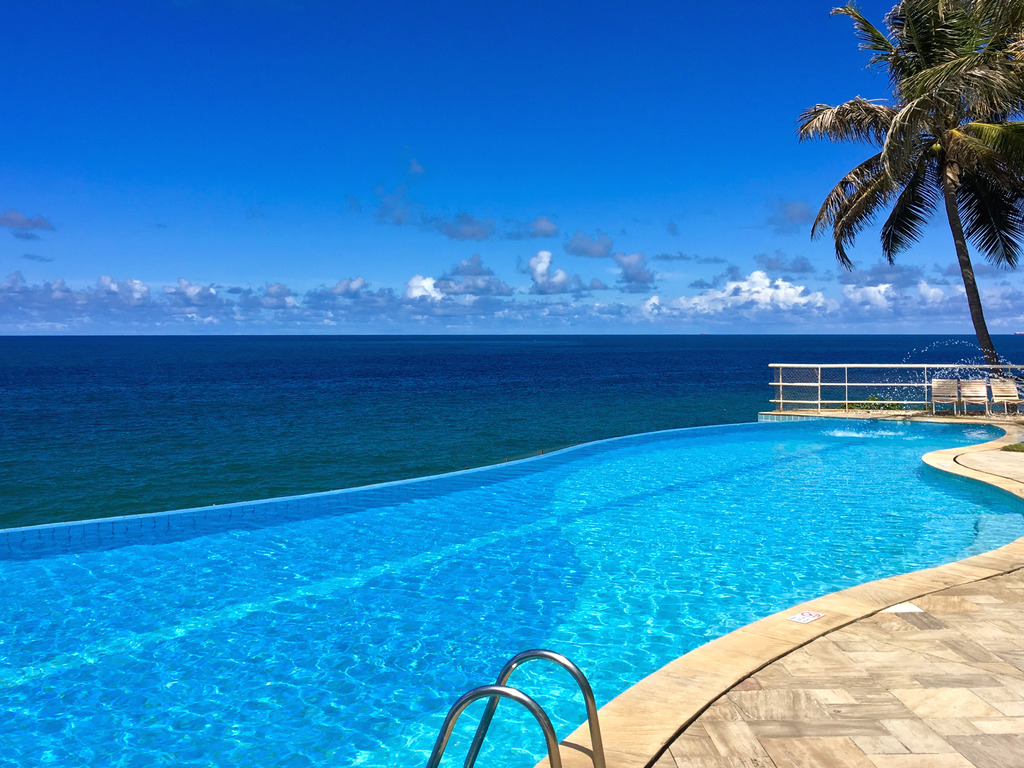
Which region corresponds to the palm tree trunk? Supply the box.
[941,163,1000,366]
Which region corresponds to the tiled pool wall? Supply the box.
[757,413,820,422]
[2,421,787,560]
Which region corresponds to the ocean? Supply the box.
[3,334,1022,530]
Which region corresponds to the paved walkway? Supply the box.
[650,445,1024,768]
[653,566,1024,768]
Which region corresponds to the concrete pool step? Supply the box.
[537,419,1024,768]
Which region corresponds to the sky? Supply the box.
[4,0,1024,334]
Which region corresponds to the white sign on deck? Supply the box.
[788,610,825,624]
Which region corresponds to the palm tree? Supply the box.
[799,0,1024,365]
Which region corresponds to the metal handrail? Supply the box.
[769,363,1024,412]
[769,363,1022,369]
[464,649,606,768]
[424,685,562,768]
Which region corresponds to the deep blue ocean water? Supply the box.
[3,334,1023,529]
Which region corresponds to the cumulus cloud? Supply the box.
[675,270,832,315]
[754,251,816,276]
[435,254,511,296]
[918,280,944,304]
[328,276,369,297]
[0,210,55,231]
[12,231,41,241]
[164,278,223,309]
[21,253,53,263]
[613,252,656,293]
[422,212,495,241]
[842,283,895,310]
[765,199,814,235]
[526,250,603,295]
[238,282,299,310]
[564,230,613,258]
[405,274,444,300]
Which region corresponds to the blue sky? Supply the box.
[4,0,1023,333]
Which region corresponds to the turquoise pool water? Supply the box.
[2,419,1023,767]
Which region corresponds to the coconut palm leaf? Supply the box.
[881,97,932,176]
[881,161,940,261]
[963,122,1024,169]
[831,4,897,70]
[831,164,899,268]
[797,99,896,144]
[810,153,886,241]
[958,170,1024,267]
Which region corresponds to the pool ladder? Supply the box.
[424,649,606,768]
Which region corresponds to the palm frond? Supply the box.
[818,154,898,267]
[811,152,886,242]
[962,122,1024,171]
[881,159,939,261]
[957,168,1024,267]
[832,4,896,70]
[880,96,931,176]
[798,98,896,145]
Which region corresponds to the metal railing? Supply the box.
[770,363,1024,412]
[424,649,605,768]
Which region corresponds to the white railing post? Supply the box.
[844,366,849,411]
[817,366,822,413]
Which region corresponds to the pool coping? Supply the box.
[544,417,1024,768]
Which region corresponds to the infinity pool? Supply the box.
[2,420,1023,767]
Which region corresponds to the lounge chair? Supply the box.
[959,379,990,415]
[990,377,1023,415]
[931,378,959,415]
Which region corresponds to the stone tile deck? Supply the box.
[542,417,1024,768]
[653,566,1024,768]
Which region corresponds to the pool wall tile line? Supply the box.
[538,419,1024,768]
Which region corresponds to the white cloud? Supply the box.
[676,270,831,315]
[96,275,151,306]
[528,250,572,294]
[164,278,221,308]
[917,280,944,304]
[842,283,894,310]
[330,276,368,297]
[405,274,444,300]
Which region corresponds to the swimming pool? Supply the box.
[2,419,1022,767]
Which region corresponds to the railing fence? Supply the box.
[770,364,1024,412]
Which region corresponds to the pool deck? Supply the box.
[543,413,1024,768]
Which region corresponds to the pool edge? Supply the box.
[544,418,1024,768]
